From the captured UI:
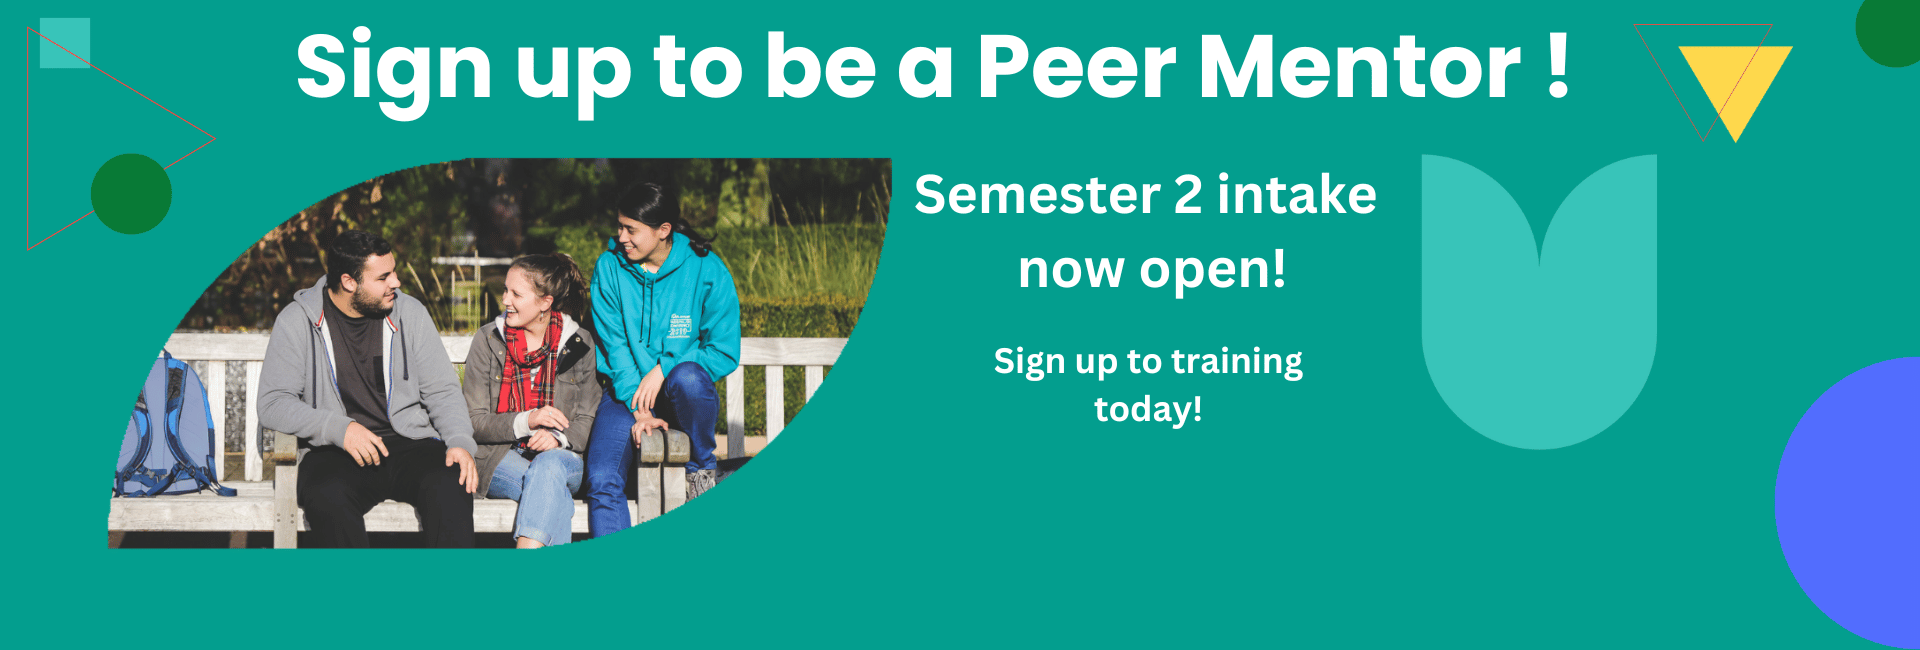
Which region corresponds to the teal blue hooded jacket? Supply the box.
[592,231,742,408]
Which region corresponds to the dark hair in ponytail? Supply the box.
[509,253,591,330]
[614,182,713,257]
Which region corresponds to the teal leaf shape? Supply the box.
[1421,155,1657,450]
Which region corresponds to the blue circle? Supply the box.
[1775,357,1920,648]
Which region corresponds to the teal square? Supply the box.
[38,18,89,68]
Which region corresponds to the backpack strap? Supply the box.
[122,392,178,497]
[155,400,237,497]
[181,464,237,497]
[117,378,163,497]
[121,467,179,497]
[156,359,238,498]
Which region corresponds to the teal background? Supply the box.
[7,1,1917,646]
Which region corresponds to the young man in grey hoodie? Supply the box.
[257,230,478,547]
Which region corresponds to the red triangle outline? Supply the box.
[25,26,217,250]
[1633,23,1776,143]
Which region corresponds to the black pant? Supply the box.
[297,436,474,548]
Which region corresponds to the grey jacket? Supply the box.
[257,277,478,457]
[462,314,600,498]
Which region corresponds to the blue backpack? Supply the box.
[115,351,236,497]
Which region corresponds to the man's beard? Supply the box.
[351,286,392,317]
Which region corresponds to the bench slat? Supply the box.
[109,497,276,531]
[336,499,642,533]
[637,462,663,521]
[114,482,646,536]
[113,498,646,534]
[109,482,275,531]
[805,365,823,401]
[739,337,845,366]
[726,367,745,459]
[166,334,845,366]
[244,361,263,481]
[204,361,227,482]
[166,333,271,361]
[664,467,686,511]
[765,365,785,440]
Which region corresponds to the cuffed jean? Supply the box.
[485,448,583,546]
[585,362,720,537]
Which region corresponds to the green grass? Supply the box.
[708,224,886,301]
[550,223,886,304]
[704,226,882,439]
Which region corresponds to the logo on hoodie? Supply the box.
[668,314,693,339]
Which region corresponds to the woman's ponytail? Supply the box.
[676,217,714,257]
[510,253,592,330]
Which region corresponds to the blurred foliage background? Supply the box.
[181,158,888,443]
[183,158,888,332]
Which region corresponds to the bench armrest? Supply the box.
[267,429,300,548]
[267,430,298,465]
[637,429,691,464]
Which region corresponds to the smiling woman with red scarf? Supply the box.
[461,254,601,548]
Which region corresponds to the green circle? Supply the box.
[1858,0,1920,68]
[90,153,173,234]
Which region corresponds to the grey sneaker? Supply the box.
[687,468,718,500]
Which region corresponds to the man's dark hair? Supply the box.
[326,230,394,291]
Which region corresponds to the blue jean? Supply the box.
[585,362,720,537]
[486,448,583,546]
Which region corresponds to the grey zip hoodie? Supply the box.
[257,277,477,456]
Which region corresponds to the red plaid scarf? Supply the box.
[497,313,564,414]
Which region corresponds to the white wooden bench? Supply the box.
[108,333,845,548]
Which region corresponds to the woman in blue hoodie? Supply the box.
[585,183,742,537]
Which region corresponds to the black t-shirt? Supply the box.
[322,295,397,439]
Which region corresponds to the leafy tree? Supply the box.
[185,158,890,333]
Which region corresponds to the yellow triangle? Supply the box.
[1678,46,1791,142]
